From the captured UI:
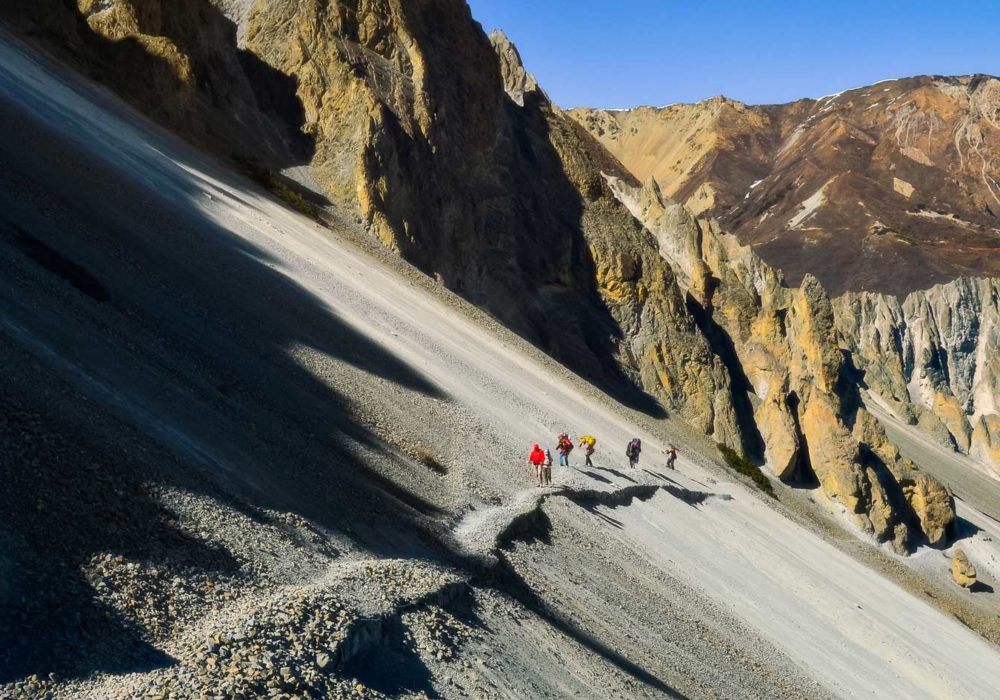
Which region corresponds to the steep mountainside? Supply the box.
[239,7,746,438]
[0,0,962,554]
[6,28,1000,699]
[2,0,748,443]
[6,2,1000,697]
[570,77,1000,296]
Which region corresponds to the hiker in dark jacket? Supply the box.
[626,438,642,468]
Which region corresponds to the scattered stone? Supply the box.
[951,549,977,588]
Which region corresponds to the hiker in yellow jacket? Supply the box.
[579,435,596,467]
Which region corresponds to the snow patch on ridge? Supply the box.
[787,178,835,229]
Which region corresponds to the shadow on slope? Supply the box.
[357,27,669,420]
[474,485,704,696]
[0,44,452,682]
[481,555,685,698]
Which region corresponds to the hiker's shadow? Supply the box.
[595,467,637,484]
[581,504,624,529]
[643,469,679,484]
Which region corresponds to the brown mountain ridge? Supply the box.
[569,75,1000,296]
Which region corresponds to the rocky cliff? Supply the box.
[0,0,957,551]
[1,0,751,443]
[835,277,1000,474]
[237,2,746,442]
[570,76,1000,297]
[607,177,955,552]
[0,0,313,168]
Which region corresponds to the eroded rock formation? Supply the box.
[606,176,955,551]
[835,278,1000,474]
[951,549,977,588]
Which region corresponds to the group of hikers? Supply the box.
[528,433,678,487]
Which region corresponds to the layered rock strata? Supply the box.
[570,76,1000,296]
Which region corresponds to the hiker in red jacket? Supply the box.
[556,433,574,467]
[529,443,546,487]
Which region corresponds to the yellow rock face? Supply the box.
[754,391,800,480]
[684,182,716,216]
[851,408,901,466]
[609,175,956,553]
[789,276,844,396]
[932,392,972,453]
[800,393,864,512]
[77,0,164,39]
[972,414,1000,474]
[892,177,915,198]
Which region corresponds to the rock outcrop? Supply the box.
[235,1,745,443]
[570,76,1000,297]
[951,549,977,588]
[0,0,742,444]
[835,277,1000,474]
[0,0,311,167]
[605,177,955,552]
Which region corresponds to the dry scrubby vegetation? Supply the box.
[717,443,775,497]
[234,157,321,221]
[412,443,448,475]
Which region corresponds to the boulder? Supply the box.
[951,549,977,588]
[900,470,955,548]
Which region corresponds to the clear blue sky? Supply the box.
[466,1,999,108]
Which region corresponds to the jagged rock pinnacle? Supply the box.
[489,30,539,107]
